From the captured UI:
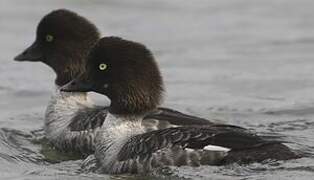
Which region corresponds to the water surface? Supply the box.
[1,0,314,179]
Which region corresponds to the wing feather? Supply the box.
[117,125,281,161]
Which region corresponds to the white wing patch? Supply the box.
[203,145,230,152]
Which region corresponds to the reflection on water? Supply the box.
[1,0,314,179]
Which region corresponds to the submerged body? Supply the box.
[62,37,300,174]
[94,113,298,174]
[95,113,226,174]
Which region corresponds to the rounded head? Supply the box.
[62,37,164,115]
[14,9,100,86]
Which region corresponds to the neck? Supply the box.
[55,70,77,87]
[48,59,84,87]
[54,84,87,97]
[55,75,72,87]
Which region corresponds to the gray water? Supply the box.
[1,0,314,179]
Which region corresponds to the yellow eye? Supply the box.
[99,63,108,71]
[46,34,54,42]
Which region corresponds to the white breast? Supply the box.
[95,113,144,168]
[44,86,93,146]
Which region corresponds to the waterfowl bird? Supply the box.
[62,37,299,174]
[14,9,211,155]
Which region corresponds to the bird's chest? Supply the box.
[44,90,90,139]
[94,117,144,164]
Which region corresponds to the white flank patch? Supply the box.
[203,145,230,152]
[185,148,194,152]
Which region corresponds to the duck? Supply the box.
[14,9,212,155]
[61,37,299,174]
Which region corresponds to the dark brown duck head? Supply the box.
[62,37,164,115]
[14,9,100,86]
